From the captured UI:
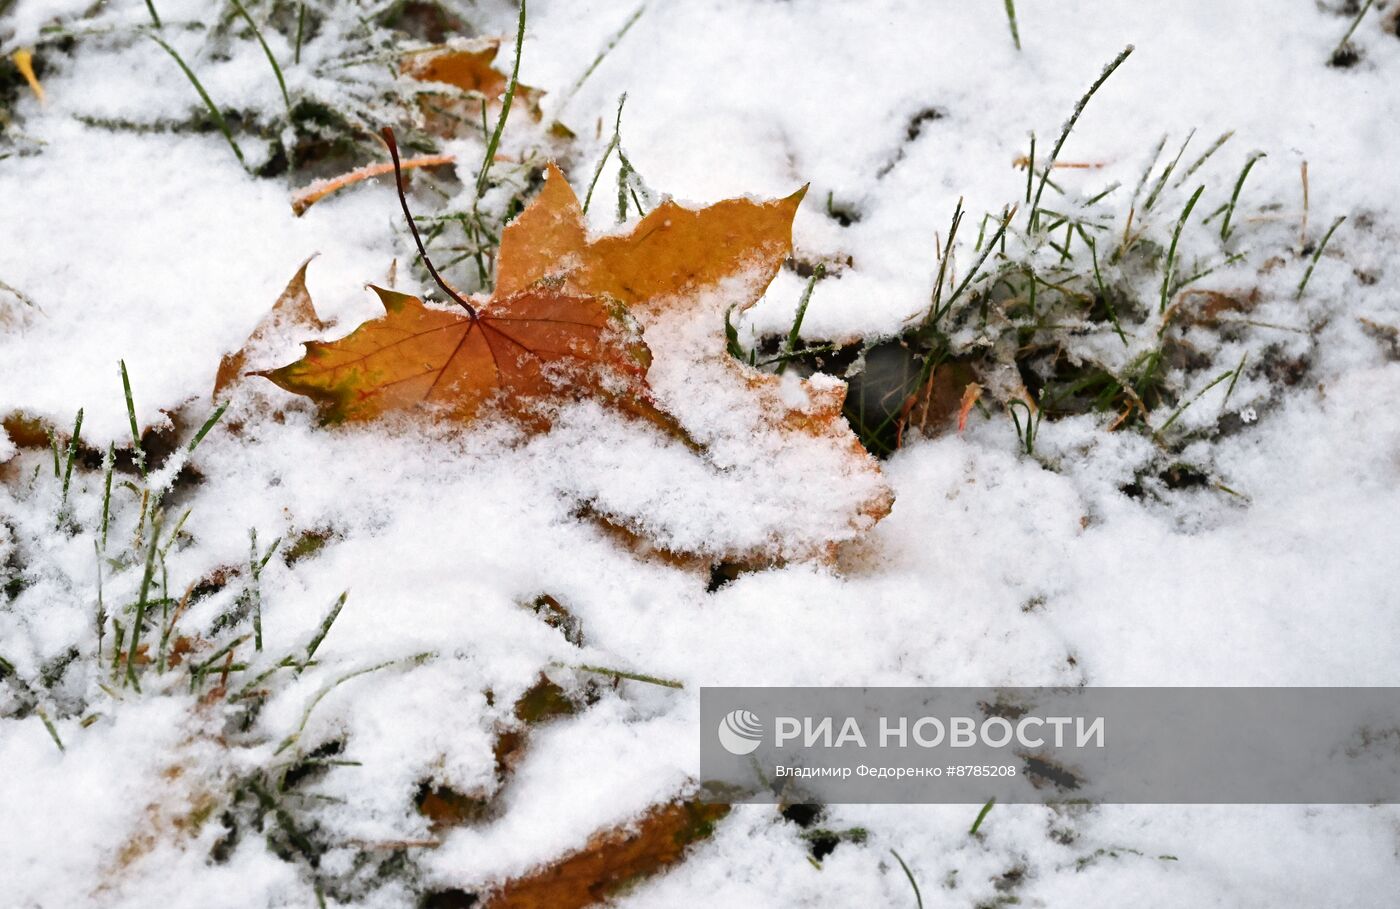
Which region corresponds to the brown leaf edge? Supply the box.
[214,256,327,400]
[479,798,730,909]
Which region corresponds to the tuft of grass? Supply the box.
[189,633,249,692]
[574,90,655,222]
[231,591,348,703]
[926,201,1015,329]
[1008,396,1041,455]
[31,0,576,305]
[735,48,1326,477]
[951,208,1015,303]
[928,198,964,327]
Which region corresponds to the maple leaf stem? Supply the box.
[381,127,479,320]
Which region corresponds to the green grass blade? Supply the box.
[60,408,83,507]
[187,402,228,454]
[95,546,107,658]
[159,508,191,561]
[125,515,164,689]
[559,3,646,113]
[1220,152,1265,240]
[890,850,923,909]
[926,198,963,327]
[231,0,291,112]
[945,205,1016,314]
[150,35,246,169]
[119,359,147,478]
[47,430,60,478]
[1174,129,1233,188]
[247,530,283,652]
[1159,184,1204,313]
[969,796,996,835]
[778,265,826,375]
[1142,129,1194,212]
[36,706,65,753]
[584,94,626,214]
[1028,45,1133,232]
[1087,235,1127,345]
[1156,368,1235,435]
[575,663,683,689]
[1296,215,1345,299]
[294,3,307,65]
[1024,133,1035,204]
[276,654,430,755]
[305,592,348,665]
[1333,0,1376,58]
[475,0,527,199]
[1002,0,1021,50]
[1221,352,1247,411]
[100,443,115,549]
[1132,134,1167,202]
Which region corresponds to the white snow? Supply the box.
[3,0,1400,906]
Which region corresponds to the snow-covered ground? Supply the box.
[2,1,1399,906]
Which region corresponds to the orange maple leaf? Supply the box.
[262,132,655,427]
[482,799,729,909]
[263,283,650,425]
[492,165,894,540]
[495,164,802,317]
[214,256,326,399]
[252,131,890,560]
[402,38,542,135]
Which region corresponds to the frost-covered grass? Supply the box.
[4,0,1400,907]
